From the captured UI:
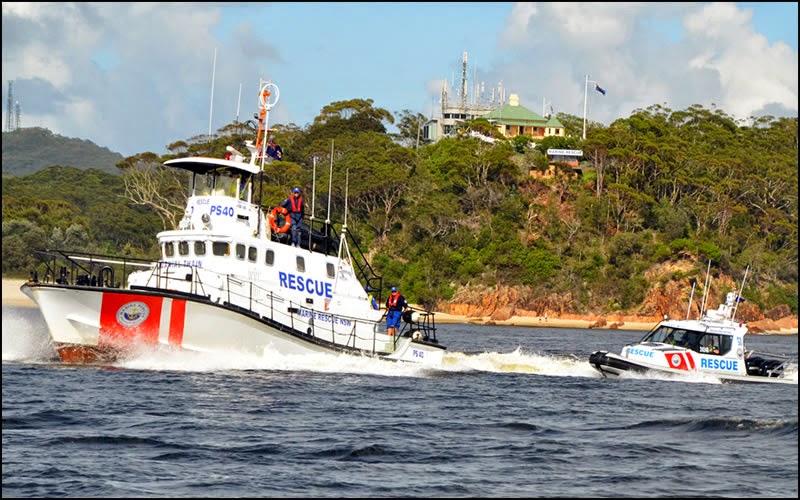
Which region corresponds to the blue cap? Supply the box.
[391,286,397,292]
[293,187,301,193]
[364,286,371,291]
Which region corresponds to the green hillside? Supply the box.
[2,127,123,176]
[2,103,797,319]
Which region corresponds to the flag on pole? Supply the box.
[595,83,606,96]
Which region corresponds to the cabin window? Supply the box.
[326,263,335,278]
[699,333,730,355]
[212,242,230,256]
[194,241,206,256]
[178,241,189,256]
[164,242,175,257]
[248,246,257,262]
[265,249,275,266]
[236,243,246,260]
[296,256,305,272]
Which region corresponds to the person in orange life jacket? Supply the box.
[385,286,409,337]
[280,187,305,247]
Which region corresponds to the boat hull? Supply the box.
[21,283,445,366]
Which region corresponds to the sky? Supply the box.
[2,2,797,157]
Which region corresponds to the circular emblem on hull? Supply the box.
[670,353,681,367]
[117,301,150,327]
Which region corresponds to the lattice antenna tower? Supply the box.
[460,52,467,111]
[14,100,21,129]
[5,80,13,132]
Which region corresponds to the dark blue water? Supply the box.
[3,306,798,497]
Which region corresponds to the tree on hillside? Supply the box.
[117,152,187,230]
[394,109,430,149]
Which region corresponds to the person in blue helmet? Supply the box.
[280,187,305,247]
[385,286,409,338]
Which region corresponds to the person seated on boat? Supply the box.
[266,139,283,161]
[280,187,306,247]
[702,339,720,355]
[665,332,675,345]
[385,286,409,338]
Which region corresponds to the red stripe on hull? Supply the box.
[685,352,695,370]
[168,299,186,346]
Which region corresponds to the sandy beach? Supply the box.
[3,279,36,308]
[3,278,795,334]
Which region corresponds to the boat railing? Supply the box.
[27,249,155,289]
[395,307,439,345]
[745,350,795,363]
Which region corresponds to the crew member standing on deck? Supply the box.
[280,187,305,247]
[385,286,409,338]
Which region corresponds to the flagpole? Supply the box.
[582,74,589,140]
[583,74,603,140]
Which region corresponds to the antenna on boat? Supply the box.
[235,82,242,123]
[732,265,749,321]
[699,259,712,318]
[308,156,318,249]
[686,279,696,320]
[251,79,279,170]
[326,140,334,225]
[208,47,217,143]
[332,168,354,293]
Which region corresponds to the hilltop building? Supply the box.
[482,94,565,140]
[424,53,565,143]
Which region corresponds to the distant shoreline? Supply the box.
[3,278,796,334]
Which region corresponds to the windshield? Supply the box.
[643,326,732,355]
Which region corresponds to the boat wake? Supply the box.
[4,307,795,383]
[3,312,596,379]
[1,308,57,363]
[442,347,600,378]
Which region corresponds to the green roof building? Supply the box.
[482,94,565,140]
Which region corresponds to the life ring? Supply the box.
[269,206,291,233]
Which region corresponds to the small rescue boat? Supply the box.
[589,267,796,384]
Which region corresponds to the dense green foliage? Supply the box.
[2,101,797,315]
[2,127,123,176]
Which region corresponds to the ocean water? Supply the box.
[3,305,798,498]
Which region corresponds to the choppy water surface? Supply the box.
[3,306,797,497]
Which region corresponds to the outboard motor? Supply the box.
[746,356,786,377]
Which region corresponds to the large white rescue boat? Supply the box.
[21,81,446,366]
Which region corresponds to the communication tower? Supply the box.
[5,80,12,132]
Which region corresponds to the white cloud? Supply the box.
[493,2,797,126]
[500,3,539,46]
[2,2,796,157]
[682,2,798,118]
